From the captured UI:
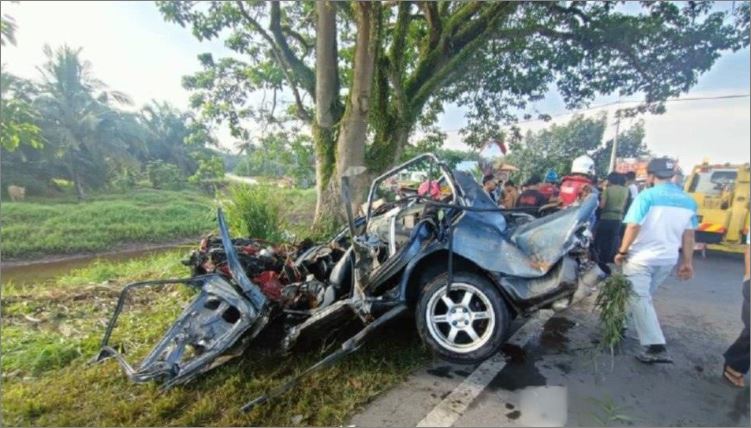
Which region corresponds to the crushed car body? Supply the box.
[94,153,603,407]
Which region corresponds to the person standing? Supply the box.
[625,171,639,201]
[516,176,548,209]
[615,157,697,364]
[594,172,629,274]
[482,174,498,203]
[559,155,596,207]
[501,180,519,208]
[722,227,750,387]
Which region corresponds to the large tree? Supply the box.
[158,1,748,222]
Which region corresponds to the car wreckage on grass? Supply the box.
[94,153,603,410]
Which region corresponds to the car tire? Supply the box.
[416,271,511,364]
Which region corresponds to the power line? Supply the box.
[441,93,750,132]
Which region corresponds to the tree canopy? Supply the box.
[504,113,649,183]
[157,0,748,222]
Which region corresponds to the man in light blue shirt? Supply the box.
[615,157,697,364]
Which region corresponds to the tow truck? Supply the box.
[684,160,750,254]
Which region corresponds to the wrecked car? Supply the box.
[94,153,602,409]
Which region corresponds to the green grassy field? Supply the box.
[1,251,429,426]
[1,189,216,260]
[1,187,320,260]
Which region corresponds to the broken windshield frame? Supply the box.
[364,153,460,224]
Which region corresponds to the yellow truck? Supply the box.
[684,161,750,253]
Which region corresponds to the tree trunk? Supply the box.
[313,0,342,228]
[369,119,413,174]
[335,2,380,215]
[71,162,85,200]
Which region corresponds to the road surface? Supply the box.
[352,252,749,427]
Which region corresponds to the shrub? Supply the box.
[147,161,185,190]
[225,184,285,242]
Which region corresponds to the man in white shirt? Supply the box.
[615,158,697,364]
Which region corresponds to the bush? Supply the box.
[225,184,285,242]
[147,161,186,190]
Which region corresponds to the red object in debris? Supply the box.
[217,263,231,278]
[240,245,258,255]
[253,271,284,302]
[559,175,593,207]
[418,180,441,199]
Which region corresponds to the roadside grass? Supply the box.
[1,187,320,261]
[2,187,427,426]
[1,249,429,426]
[1,189,215,260]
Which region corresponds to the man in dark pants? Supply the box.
[723,231,750,387]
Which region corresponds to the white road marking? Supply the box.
[416,310,555,428]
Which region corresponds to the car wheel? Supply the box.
[416,272,510,364]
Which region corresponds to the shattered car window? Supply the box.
[367,157,453,254]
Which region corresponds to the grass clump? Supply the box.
[1,189,215,260]
[594,271,633,362]
[225,184,299,242]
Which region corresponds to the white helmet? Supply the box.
[571,155,595,176]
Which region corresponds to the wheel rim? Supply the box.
[425,282,496,354]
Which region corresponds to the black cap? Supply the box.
[647,157,676,179]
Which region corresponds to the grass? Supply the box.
[1,187,321,260]
[2,186,427,426]
[1,189,216,260]
[588,396,635,426]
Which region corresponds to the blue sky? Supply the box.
[3,1,749,170]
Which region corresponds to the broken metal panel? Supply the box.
[217,208,268,311]
[450,172,597,278]
[95,274,259,387]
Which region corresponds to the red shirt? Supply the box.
[538,183,559,200]
[559,175,592,207]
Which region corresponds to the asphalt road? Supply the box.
[351,252,749,427]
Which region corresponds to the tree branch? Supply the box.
[281,24,312,57]
[235,0,313,121]
[388,1,411,116]
[546,2,591,25]
[419,1,442,49]
[269,2,316,98]
[405,2,515,110]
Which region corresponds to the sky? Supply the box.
[2,1,749,171]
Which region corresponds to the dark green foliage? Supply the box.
[0,45,221,198]
[595,272,633,352]
[234,132,315,188]
[505,114,648,182]
[147,160,186,190]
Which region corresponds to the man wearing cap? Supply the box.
[482,174,498,203]
[615,157,698,364]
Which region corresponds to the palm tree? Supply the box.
[34,45,138,199]
[0,65,43,152]
[139,101,196,175]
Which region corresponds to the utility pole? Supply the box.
[608,110,621,173]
